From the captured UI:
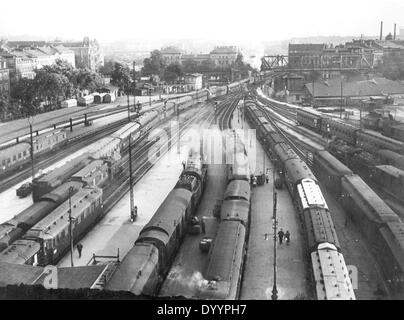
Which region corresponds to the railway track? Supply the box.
[0,103,201,193]
[156,93,242,297]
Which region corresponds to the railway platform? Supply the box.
[57,112,200,267]
[158,163,227,298]
[239,121,308,300]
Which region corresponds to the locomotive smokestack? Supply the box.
[380,21,383,40]
[394,23,397,40]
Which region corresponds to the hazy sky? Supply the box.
[1,0,403,43]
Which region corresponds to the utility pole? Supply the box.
[28,116,35,182]
[271,189,278,300]
[129,132,136,222]
[68,186,75,267]
[127,81,131,122]
[133,61,136,108]
[340,76,343,119]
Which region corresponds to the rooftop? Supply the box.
[305,77,404,97]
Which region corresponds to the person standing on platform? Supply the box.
[278,229,284,245]
[77,243,83,258]
[182,161,186,170]
[285,230,290,245]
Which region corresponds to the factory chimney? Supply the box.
[380,21,383,40]
[394,23,397,40]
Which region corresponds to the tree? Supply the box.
[98,59,115,76]
[378,52,404,80]
[75,69,104,92]
[163,63,183,83]
[110,62,131,93]
[142,50,164,77]
[182,59,198,73]
[10,77,40,116]
[34,69,72,108]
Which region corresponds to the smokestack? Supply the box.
[394,23,397,40]
[380,21,383,40]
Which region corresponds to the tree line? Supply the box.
[3,59,104,118]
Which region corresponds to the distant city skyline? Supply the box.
[1,0,403,43]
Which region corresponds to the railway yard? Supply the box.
[1,77,404,300]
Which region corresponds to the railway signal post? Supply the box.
[68,186,75,267]
[272,191,278,300]
[28,115,35,182]
[129,132,136,222]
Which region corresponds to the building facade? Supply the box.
[184,73,203,90]
[53,37,103,71]
[160,46,239,67]
[0,50,37,79]
[161,46,183,65]
[209,46,238,67]
[0,58,10,100]
[0,41,76,79]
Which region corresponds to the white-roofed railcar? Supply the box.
[111,122,141,151]
[311,243,355,300]
[0,239,40,265]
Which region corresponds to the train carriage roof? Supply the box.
[71,160,106,180]
[139,188,193,242]
[303,207,339,250]
[220,200,249,225]
[205,221,246,283]
[297,108,322,118]
[39,180,83,204]
[106,244,159,294]
[311,244,355,300]
[111,122,140,140]
[374,165,404,179]
[0,239,40,264]
[314,150,353,176]
[26,187,103,239]
[0,142,30,160]
[341,175,399,223]
[224,180,250,201]
[274,142,299,163]
[379,222,404,272]
[377,149,404,164]
[34,153,91,183]
[359,129,404,146]
[284,158,316,184]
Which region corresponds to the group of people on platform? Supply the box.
[277,229,290,245]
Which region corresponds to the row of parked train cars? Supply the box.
[0,80,249,180]
[244,97,356,300]
[294,107,404,209]
[106,129,251,299]
[0,90,212,267]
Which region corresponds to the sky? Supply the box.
[1,0,404,43]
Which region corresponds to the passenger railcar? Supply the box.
[313,150,353,196]
[0,239,40,265]
[32,153,91,202]
[200,220,246,300]
[105,243,160,296]
[25,187,103,266]
[244,97,355,300]
[0,129,67,177]
[311,243,355,300]
[296,108,322,132]
[321,117,358,145]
